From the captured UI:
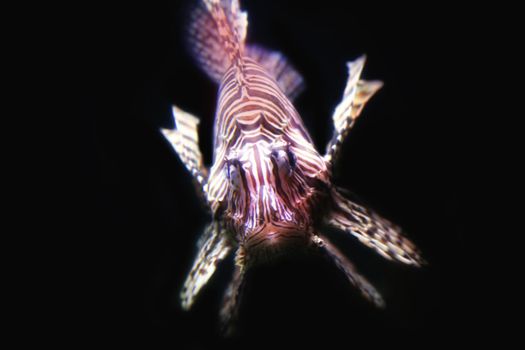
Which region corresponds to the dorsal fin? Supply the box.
[161,105,208,190]
[187,0,248,83]
[324,55,383,165]
[245,44,305,101]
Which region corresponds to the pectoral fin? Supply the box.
[180,221,232,310]
[219,246,248,336]
[324,55,383,165]
[312,234,385,308]
[161,105,208,194]
[325,188,425,266]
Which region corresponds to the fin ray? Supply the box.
[326,188,425,266]
[324,55,383,164]
[180,221,232,310]
[187,0,247,83]
[161,105,208,197]
[245,44,305,100]
[313,234,384,307]
[219,251,246,336]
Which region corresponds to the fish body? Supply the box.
[208,57,329,260]
[161,0,424,333]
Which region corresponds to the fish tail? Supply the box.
[187,0,247,83]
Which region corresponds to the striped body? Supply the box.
[206,58,328,259]
[161,0,424,334]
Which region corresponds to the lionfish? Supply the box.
[161,0,423,332]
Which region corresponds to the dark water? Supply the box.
[72,0,480,346]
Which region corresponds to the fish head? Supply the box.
[223,141,328,259]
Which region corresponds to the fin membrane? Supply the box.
[180,221,232,310]
[245,44,305,100]
[313,234,384,307]
[187,0,247,83]
[219,259,246,336]
[326,188,425,266]
[325,55,383,164]
[161,105,207,189]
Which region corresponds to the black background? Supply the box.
[71,0,485,346]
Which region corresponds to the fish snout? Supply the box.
[244,222,308,252]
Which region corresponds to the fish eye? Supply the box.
[226,160,242,189]
[286,148,296,170]
[271,147,295,176]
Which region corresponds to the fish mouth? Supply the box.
[244,222,309,253]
